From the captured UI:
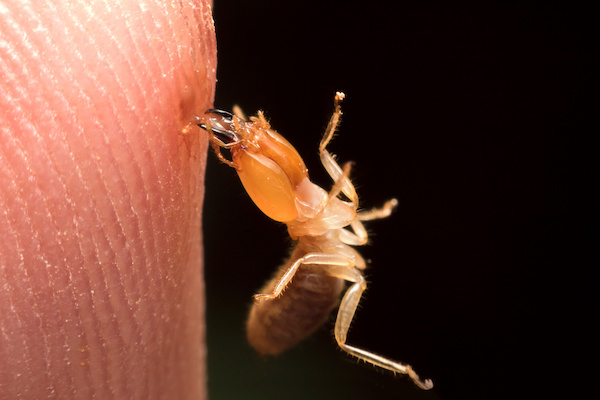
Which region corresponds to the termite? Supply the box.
[198,92,433,390]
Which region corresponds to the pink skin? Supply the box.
[1,1,216,398]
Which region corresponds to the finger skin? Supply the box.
[0,1,216,399]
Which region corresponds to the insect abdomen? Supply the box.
[247,260,344,355]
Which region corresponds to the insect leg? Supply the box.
[320,150,358,207]
[232,105,247,121]
[320,264,434,390]
[210,141,237,168]
[339,199,399,246]
[253,253,357,303]
[318,92,345,153]
[318,93,359,207]
[327,161,353,201]
[358,198,399,221]
[324,158,368,247]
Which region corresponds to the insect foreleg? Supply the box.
[318,92,359,207]
[320,150,358,208]
[318,92,345,154]
[327,161,354,202]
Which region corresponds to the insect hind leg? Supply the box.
[253,252,357,303]
[325,265,434,390]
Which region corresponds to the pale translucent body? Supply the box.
[200,92,433,390]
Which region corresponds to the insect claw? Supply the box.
[406,366,434,390]
[253,294,268,303]
[254,292,282,303]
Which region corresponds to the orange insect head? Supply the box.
[201,109,311,223]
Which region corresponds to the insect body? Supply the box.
[199,92,433,390]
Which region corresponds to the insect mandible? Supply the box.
[198,92,433,390]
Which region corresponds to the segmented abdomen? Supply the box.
[246,254,344,355]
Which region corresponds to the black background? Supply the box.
[203,2,594,399]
